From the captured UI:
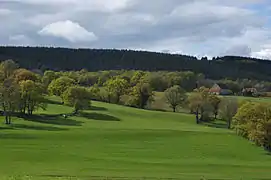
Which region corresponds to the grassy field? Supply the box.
[0,97,271,179]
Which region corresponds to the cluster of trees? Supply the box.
[233,102,271,151]
[184,87,238,127]
[0,60,47,124]
[1,46,271,81]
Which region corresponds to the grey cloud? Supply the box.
[0,0,270,58]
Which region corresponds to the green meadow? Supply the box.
[0,97,271,180]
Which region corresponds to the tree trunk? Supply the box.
[8,115,11,124]
[227,118,231,129]
[173,106,176,112]
[116,94,120,104]
[5,115,9,124]
[196,106,200,124]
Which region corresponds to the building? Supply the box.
[209,83,233,95]
[242,88,258,97]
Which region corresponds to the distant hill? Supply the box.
[0,46,270,80]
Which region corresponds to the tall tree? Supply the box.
[48,76,75,102]
[233,102,271,150]
[0,59,18,79]
[63,86,92,114]
[19,80,46,115]
[129,81,153,109]
[208,94,221,119]
[103,77,129,103]
[0,78,20,124]
[164,86,187,112]
[188,87,212,123]
[13,68,39,83]
[219,97,238,129]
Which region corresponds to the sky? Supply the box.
[1,0,271,59]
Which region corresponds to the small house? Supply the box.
[242,88,258,97]
[209,83,233,95]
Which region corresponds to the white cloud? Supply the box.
[38,20,98,42]
[251,45,271,59]
[1,0,271,59]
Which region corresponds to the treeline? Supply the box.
[187,87,271,151]
[1,46,271,81]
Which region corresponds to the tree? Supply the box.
[130,71,147,86]
[188,87,212,123]
[42,70,60,88]
[208,94,221,119]
[219,97,238,129]
[233,102,271,150]
[103,77,129,103]
[13,68,39,83]
[19,80,46,115]
[48,76,75,102]
[129,81,153,109]
[89,84,101,101]
[164,86,187,112]
[63,86,92,114]
[0,78,20,124]
[147,72,168,92]
[0,59,18,79]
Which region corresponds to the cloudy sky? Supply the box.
[1,0,271,59]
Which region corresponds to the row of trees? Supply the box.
[41,68,271,97]
[1,46,271,81]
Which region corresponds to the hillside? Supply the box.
[0,97,271,180]
[0,46,271,81]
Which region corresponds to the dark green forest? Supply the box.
[0,46,271,81]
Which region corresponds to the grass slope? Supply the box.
[0,98,271,180]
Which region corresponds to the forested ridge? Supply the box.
[0,46,271,81]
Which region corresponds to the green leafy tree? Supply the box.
[89,84,101,100]
[233,102,271,150]
[208,94,221,119]
[147,72,168,91]
[19,80,46,115]
[103,77,129,103]
[129,81,153,109]
[130,71,147,86]
[0,59,18,79]
[42,70,60,88]
[164,85,187,112]
[188,93,203,124]
[13,68,39,83]
[0,78,20,124]
[63,86,92,114]
[219,97,238,129]
[188,87,212,123]
[48,76,75,102]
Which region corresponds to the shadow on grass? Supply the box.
[202,121,228,129]
[44,98,63,105]
[150,108,168,112]
[90,106,108,111]
[10,124,68,131]
[79,112,121,121]
[0,133,37,139]
[0,126,14,130]
[20,114,83,126]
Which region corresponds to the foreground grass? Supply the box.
[0,98,271,179]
